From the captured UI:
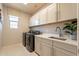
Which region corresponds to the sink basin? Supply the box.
[49,36,66,41]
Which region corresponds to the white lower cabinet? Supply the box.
[35,36,77,56]
[53,47,76,56]
[35,37,54,56]
[53,47,68,56]
[40,43,54,56]
[35,37,41,55]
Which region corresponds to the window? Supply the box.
[9,15,19,29]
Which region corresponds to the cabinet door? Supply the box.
[29,16,34,26]
[39,7,47,25]
[40,43,54,56]
[29,12,40,26]
[34,13,40,25]
[53,47,76,56]
[58,3,77,21]
[0,4,2,9]
[35,37,41,55]
[47,4,57,23]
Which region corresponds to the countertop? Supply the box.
[35,33,77,46]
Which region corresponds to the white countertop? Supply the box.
[35,33,77,46]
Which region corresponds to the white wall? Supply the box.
[0,21,2,49]
[0,4,2,49]
[2,6,30,46]
[78,4,79,49]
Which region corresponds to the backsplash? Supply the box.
[30,21,74,35]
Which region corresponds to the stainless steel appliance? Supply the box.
[26,33,35,52]
[23,32,27,47]
[23,30,41,52]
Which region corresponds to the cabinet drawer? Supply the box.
[53,41,77,54]
[53,46,76,56]
[39,37,53,46]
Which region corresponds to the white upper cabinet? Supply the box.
[39,7,48,25]
[0,7,1,10]
[0,4,2,9]
[30,16,35,26]
[29,3,77,27]
[34,13,40,25]
[58,3,77,21]
[47,4,57,23]
[29,12,40,26]
[29,3,58,26]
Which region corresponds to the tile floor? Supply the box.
[0,43,37,56]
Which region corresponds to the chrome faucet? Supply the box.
[56,26,62,37]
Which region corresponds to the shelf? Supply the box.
[29,18,77,28]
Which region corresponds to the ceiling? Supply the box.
[4,3,50,15]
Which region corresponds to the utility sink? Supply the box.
[49,36,66,41]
